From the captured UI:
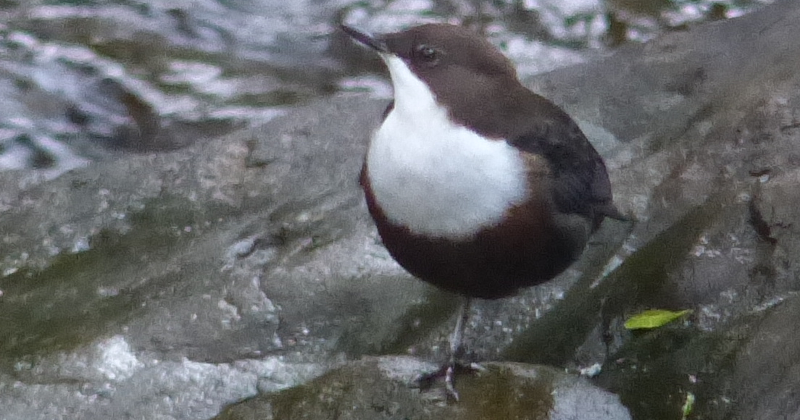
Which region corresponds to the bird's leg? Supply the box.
[444,296,471,400]
[413,296,480,401]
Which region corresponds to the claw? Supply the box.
[413,361,482,401]
[444,363,460,401]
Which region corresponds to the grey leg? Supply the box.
[444,296,471,401]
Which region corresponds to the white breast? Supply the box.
[366,55,528,240]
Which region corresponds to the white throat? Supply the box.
[366,55,528,240]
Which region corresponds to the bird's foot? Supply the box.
[413,361,484,402]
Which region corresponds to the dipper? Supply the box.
[342,23,625,399]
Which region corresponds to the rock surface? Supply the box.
[216,357,630,420]
[2,1,800,419]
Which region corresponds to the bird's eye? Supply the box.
[415,45,438,62]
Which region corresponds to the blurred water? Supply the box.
[0,0,772,177]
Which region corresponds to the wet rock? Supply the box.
[596,293,800,420]
[214,357,631,420]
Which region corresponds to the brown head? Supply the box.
[341,24,528,138]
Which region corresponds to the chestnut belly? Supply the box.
[364,185,589,299]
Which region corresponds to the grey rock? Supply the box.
[215,357,630,420]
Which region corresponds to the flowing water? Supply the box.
[0,0,771,178]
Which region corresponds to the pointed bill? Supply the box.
[340,25,389,53]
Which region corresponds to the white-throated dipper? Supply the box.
[341,23,625,400]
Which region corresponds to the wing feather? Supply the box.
[508,112,624,229]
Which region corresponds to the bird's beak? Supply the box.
[341,25,389,53]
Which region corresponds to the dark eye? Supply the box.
[415,44,438,62]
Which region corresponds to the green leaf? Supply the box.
[624,309,692,330]
[681,391,695,420]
